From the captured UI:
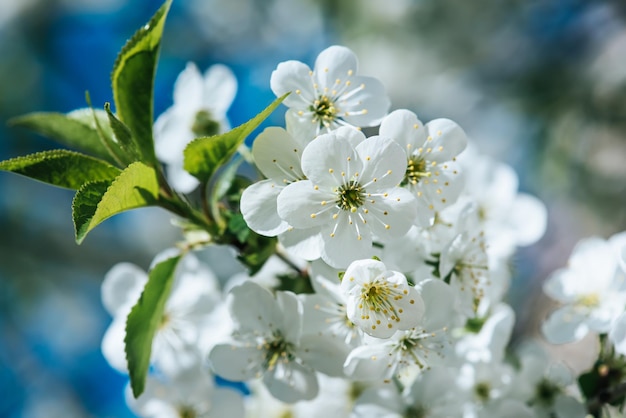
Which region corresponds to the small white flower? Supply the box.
[271,45,390,139]
[455,360,519,414]
[352,368,464,418]
[299,260,363,348]
[454,303,515,364]
[343,279,454,382]
[341,259,424,338]
[449,147,548,259]
[542,234,626,344]
[276,127,417,268]
[245,375,353,418]
[439,204,490,316]
[510,341,586,418]
[154,62,237,192]
[126,368,245,418]
[379,109,467,227]
[101,252,221,376]
[208,281,346,403]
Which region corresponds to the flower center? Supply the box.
[535,378,560,406]
[403,155,430,186]
[191,109,220,137]
[474,382,491,402]
[360,281,401,322]
[405,405,427,418]
[337,180,365,212]
[310,95,337,127]
[263,332,295,371]
[178,405,198,418]
[578,293,600,308]
[159,312,170,330]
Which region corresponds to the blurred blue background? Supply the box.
[1,0,625,416]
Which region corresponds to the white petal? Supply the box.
[278,227,323,260]
[152,338,201,376]
[356,135,406,189]
[208,342,265,381]
[210,387,246,418]
[341,259,386,293]
[252,127,304,182]
[202,64,237,115]
[353,388,404,417]
[423,118,467,161]
[173,62,204,114]
[300,130,361,187]
[285,109,317,143]
[241,180,289,236]
[275,291,303,344]
[165,162,200,193]
[417,279,455,331]
[380,109,426,152]
[298,334,351,377]
[154,108,190,163]
[366,187,418,240]
[339,76,390,127]
[343,343,393,381]
[541,306,589,344]
[543,268,577,303]
[227,281,281,334]
[609,311,626,355]
[101,262,147,315]
[277,180,335,228]
[270,60,315,107]
[418,163,465,212]
[262,361,319,403]
[285,109,316,146]
[314,45,358,91]
[101,316,128,372]
[320,214,373,268]
[507,193,548,246]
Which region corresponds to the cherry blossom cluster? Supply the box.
[99,45,626,417]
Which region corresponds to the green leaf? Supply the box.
[8,110,118,164]
[111,0,172,165]
[0,150,121,190]
[184,93,289,183]
[125,254,181,398]
[104,102,140,162]
[72,161,159,243]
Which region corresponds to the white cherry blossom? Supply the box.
[343,279,454,382]
[352,368,464,418]
[154,62,237,192]
[439,204,490,316]
[126,368,245,418]
[449,146,547,259]
[276,127,418,268]
[270,45,390,139]
[542,234,626,344]
[379,109,467,227]
[299,260,363,348]
[208,281,346,403]
[340,258,424,338]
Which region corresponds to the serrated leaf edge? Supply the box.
[111,0,172,93]
[73,161,158,244]
[124,254,181,397]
